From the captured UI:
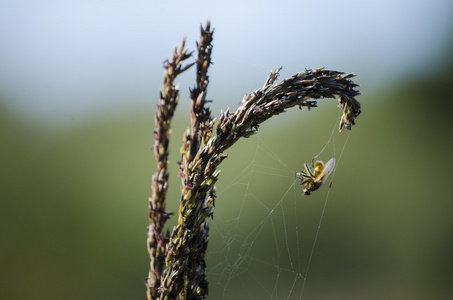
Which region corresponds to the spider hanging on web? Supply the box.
[295,158,335,195]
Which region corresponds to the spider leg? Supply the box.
[295,170,313,179]
[304,163,315,178]
[300,178,311,186]
[295,172,307,180]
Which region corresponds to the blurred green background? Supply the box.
[1,1,453,299]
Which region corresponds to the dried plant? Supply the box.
[146,21,361,300]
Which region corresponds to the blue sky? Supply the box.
[1,0,452,120]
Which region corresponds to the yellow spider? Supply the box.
[295,158,335,195]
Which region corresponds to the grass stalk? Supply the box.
[147,21,361,299]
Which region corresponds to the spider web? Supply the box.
[205,118,351,299]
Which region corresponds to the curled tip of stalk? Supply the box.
[333,72,362,131]
[284,67,362,132]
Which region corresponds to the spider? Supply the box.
[295,158,335,195]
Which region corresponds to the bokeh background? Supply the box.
[1,1,453,299]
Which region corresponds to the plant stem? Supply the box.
[146,37,194,300]
[147,21,361,300]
